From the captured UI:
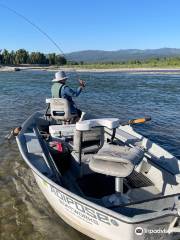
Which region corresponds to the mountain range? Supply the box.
[66,48,180,63]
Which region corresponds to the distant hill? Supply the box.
[65,48,180,63]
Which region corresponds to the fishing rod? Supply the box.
[0,2,80,80]
[1,2,86,141]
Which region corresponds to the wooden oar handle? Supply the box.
[121,117,151,126]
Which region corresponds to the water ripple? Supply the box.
[0,71,180,239]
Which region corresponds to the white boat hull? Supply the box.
[33,172,134,240]
[16,111,180,240]
[32,170,176,240]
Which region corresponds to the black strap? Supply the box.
[59,84,65,98]
[110,128,116,143]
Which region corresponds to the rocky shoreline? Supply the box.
[1,65,180,73]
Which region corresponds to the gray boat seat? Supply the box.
[73,128,104,154]
[89,143,144,178]
[74,118,120,155]
[49,98,78,121]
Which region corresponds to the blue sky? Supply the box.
[0,0,180,53]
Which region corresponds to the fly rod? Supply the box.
[0,2,80,79]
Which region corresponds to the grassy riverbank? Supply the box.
[2,48,180,71]
[1,64,180,73]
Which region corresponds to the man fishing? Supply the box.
[51,70,85,119]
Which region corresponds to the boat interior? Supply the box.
[19,98,180,220]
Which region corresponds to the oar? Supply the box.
[121,116,151,126]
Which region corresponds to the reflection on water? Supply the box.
[0,70,180,239]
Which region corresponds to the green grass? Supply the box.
[65,57,180,69]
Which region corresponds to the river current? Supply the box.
[0,70,180,239]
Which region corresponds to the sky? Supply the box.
[0,0,180,53]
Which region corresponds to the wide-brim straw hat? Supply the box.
[52,70,68,82]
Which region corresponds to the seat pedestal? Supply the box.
[90,143,144,206]
[115,177,123,193]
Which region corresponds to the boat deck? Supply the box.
[62,168,162,206]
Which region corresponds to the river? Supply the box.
[0,70,180,239]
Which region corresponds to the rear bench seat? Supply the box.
[49,124,76,138]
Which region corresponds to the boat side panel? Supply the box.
[33,171,135,240]
[32,171,177,240]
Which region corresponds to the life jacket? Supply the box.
[51,83,65,98]
[51,82,75,107]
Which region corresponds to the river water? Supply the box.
[0,70,180,240]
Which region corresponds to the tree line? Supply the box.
[0,49,67,65]
[1,49,180,67]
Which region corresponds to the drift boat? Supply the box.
[15,98,180,240]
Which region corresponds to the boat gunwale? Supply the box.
[105,127,180,178]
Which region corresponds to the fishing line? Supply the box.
[0,2,80,79]
[0,3,65,56]
[1,2,85,141]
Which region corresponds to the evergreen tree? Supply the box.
[9,51,15,65]
[15,49,29,64]
[48,53,56,65]
[2,49,10,64]
[55,55,67,65]
[29,52,47,64]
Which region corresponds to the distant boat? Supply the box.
[15,98,180,240]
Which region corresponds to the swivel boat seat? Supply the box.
[89,142,144,205]
[47,98,78,124]
[75,118,144,205]
[73,118,119,177]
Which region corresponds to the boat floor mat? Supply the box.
[77,173,128,198]
[126,171,154,188]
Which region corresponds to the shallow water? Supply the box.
[0,70,180,239]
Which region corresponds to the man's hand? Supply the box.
[79,79,86,88]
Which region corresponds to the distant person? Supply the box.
[51,70,85,119]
